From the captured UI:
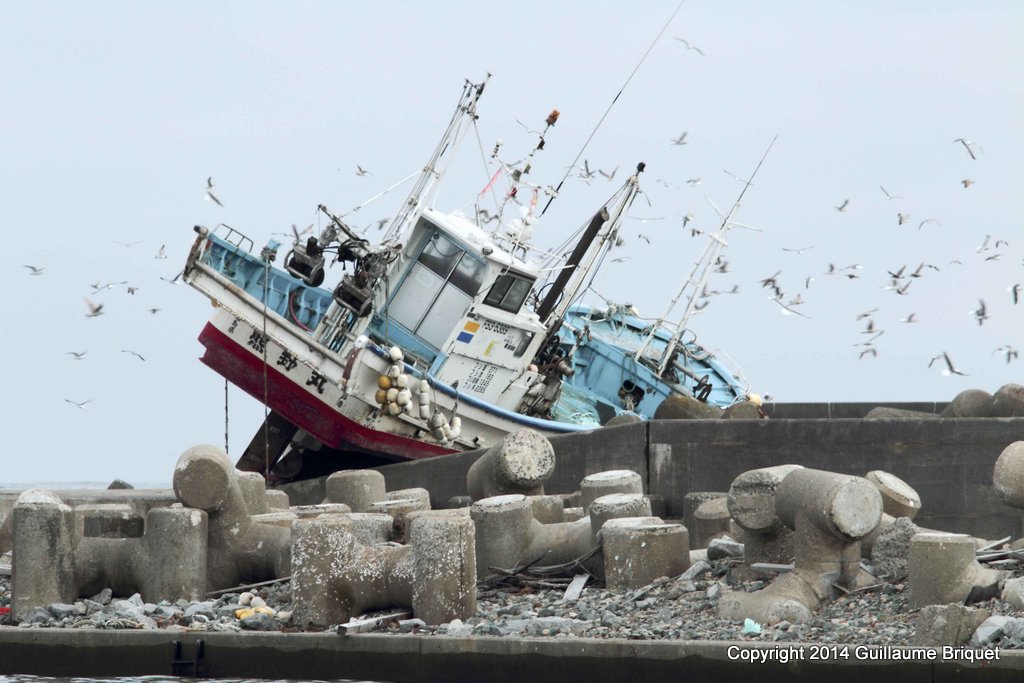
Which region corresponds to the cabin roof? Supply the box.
[422,208,539,277]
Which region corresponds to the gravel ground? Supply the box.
[3,560,1023,649]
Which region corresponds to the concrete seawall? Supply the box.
[1,629,1021,681]
[364,412,1024,540]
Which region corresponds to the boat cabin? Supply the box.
[367,209,548,405]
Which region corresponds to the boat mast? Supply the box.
[634,137,777,377]
[381,75,491,244]
[537,163,645,326]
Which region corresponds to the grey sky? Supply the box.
[2,2,1021,484]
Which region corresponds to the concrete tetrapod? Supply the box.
[908,533,1006,608]
[579,470,643,511]
[726,465,801,576]
[466,429,555,500]
[470,491,654,581]
[324,469,388,512]
[11,490,207,622]
[601,517,690,589]
[173,444,291,591]
[719,468,883,625]
[291,511,475,626]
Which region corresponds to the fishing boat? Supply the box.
[183,77,753,481]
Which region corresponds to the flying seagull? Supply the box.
[962,179,975,188]
[121,349,146,362]
[154,244,167,259]
[205,189,223,207]
[899,313,918,324]
[113,240,141,248]
[929,352,967,376]
[993,346,1019,364]
[355,165,371,177]
[23,265,45,275]
[973,300,988,326]
[64,399,93,409]
[671,131,689,146]
[782,246,814,255]
[835,199,849,212]
[599,166,618,182]
[769,295,811,319]
[917,218,942,230]
[160,270,183,285]
[207,176,215,189]
[954,138,981,160]
[880,186,903,200]
[859,347,878,360]
[674,38,705,56]
[66,351,88,360]
[84,299,104,318]
[685,177,702,186]
[1010,284,1021,305]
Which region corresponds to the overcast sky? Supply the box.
[2,2,1021,484]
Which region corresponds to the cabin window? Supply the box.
[386,230,486,349]
[484,272,534,314]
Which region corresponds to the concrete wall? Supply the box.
[1,629,1021,681]
[374,414,1024,540]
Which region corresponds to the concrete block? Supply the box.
[173,444,290,591]
[865,470,921,519]
[941,389,994,418]
[991,384,1024,417]
[291,512,475,626]
[579,470,643,511]
[602,520,689,589]
[466,429,555,501]
[908,533,1005,608]
[324,470,387,512]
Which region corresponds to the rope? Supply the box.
[541,0,687,216]
[224,378,229,454]
[261,258,271,479]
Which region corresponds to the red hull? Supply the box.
[198,322,455,460]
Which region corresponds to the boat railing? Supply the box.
[209,223,255,256]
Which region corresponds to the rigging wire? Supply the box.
[224,379,229,454]
[261,257,271,479]
[540,0,687,217]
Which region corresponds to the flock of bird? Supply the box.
[26,200,186,409]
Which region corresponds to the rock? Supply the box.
[681,560,711,581]
[184,602,216,620]
[240,612,277,631]
[913,604,990,646]
[47,603,77,620]
[238,591,254,606]
[1002,576,1024,608]
[106,479,134,490]
[399,618,426,632]
[707,536,745,560]
[89,588,113,605]
[991,384,1024,417]
[870,517,920,577]
[20,607,54,625]
[971,615,1014,647]
[941,389,994,418]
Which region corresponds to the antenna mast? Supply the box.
[634,136,777,376]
